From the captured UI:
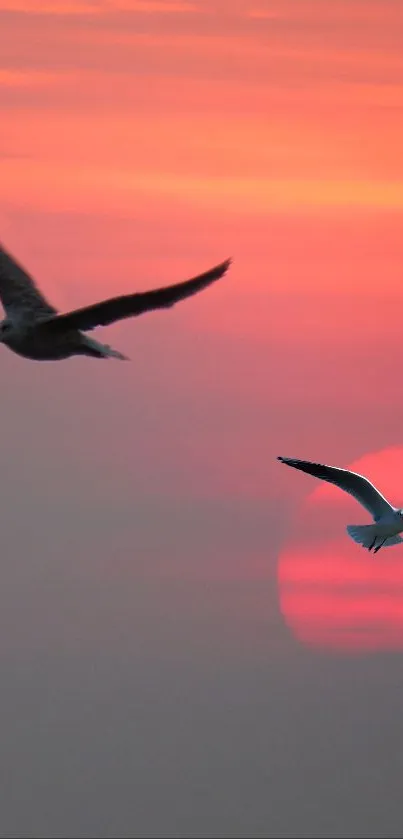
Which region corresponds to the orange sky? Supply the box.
[3,4,403,837]
[1,2,403,651]
[1,1,403,229]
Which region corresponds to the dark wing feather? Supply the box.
[37,259,231,334]
[278,457,393,519]
[0,243,57,321]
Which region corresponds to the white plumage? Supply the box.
[278,457,403,553]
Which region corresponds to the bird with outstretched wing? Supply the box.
[0,242,231,362]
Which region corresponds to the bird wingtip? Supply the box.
[221,257,232,272]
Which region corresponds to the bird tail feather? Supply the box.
[81,335,129,360]
[101,344,129,361]
[346,524,377,548]
[347,524,403,550]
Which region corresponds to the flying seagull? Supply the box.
[0,243,231,361]
[278,456,403,553]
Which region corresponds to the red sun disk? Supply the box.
[278,447,403,653]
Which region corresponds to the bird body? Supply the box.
[0,319,127,361]
[0,244,231,361]
[278,456,403,553]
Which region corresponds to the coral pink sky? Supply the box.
[1,2,403,837]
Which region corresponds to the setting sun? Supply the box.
[278,447,403,652]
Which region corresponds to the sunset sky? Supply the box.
[1,1,403,837]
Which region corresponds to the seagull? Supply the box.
[0,243,231,361]
[278,456,403,553]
